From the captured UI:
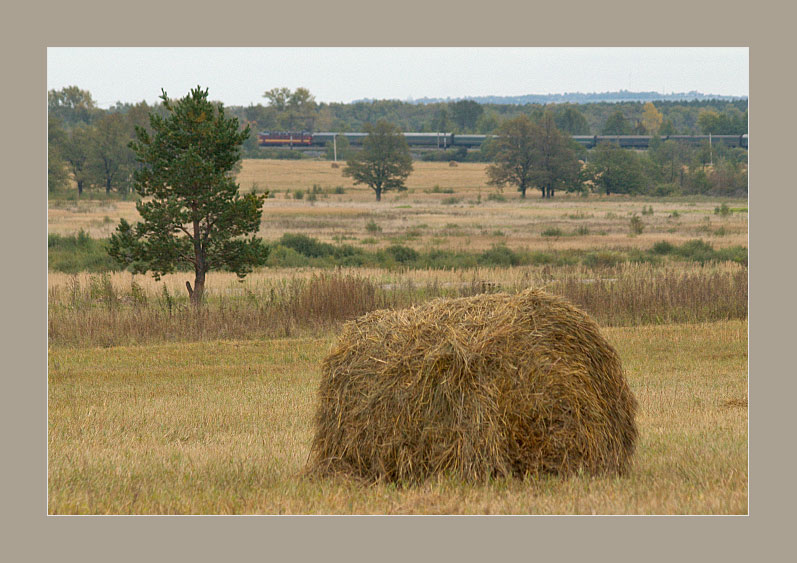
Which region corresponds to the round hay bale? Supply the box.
[331,162,340,168]
[306,289,637,483]
[449,160,458,167]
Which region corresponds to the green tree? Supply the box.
[602,110,632,135]
[487,114,580,199]
[342,120,413,202]
[475,110,501,134]
[531,113,581,198]
[431,106,453,132]
[61,124,93,196]
[48,117,69,192]
[554,105,590,135]
[88,113,135,195]
[450,100,484,133]
[262,87,317,131]
[584,142,646,195]
[109,87,268,306]
[659,118,676,136]
[263,87,291,111]
[288,87,317,131]
[487,116,536,198]
[48,86,99,127]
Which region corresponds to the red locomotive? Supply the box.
[257,131,313,147]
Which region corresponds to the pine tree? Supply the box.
[109,87,268,305]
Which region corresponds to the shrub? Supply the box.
[541,227,564,238]
[48,231,120,273]
[629,215,645,235]
[386,244,419,264]
[365,219,382,234]
[714,203,731,217]
[487,192,506,202]
[279,233,335,258]
[651,241,675,255]
[479,244,519,266]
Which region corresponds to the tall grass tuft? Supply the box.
[48,264,748,348]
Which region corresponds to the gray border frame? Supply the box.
[8,0,787,559]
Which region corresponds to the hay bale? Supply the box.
[449,160,458,167]
[331,162,340,168]
[306,289,637,483]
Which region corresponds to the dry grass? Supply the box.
[47,263,747,348]
[308,290,637,482]
[47,320,747,514]
[48,160,748,252]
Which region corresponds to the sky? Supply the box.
[47,47,749,109]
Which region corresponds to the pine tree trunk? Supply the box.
[187,271,205,306]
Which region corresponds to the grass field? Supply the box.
[48,160,748,253]
[47,158,748,515]
[48,320,747,514]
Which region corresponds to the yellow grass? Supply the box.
[48,160,748,252]
[48,320,747,514]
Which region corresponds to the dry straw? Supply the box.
[306,288,638,483]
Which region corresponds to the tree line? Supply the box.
[48,85,748,200]
[236,87,746,137]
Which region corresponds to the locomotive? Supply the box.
[256,131,313,147]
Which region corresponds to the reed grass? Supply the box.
[48,263,747,348]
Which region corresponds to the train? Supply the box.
[257,131,748,150]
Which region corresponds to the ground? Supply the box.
[47,158,748,514]
[48,321,746,514]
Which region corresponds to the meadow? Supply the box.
[48,320,747,514]
[47,159,748,514]
[49,160,748,254]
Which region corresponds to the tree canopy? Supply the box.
[342,120,413,201]
[487,114,580,198]
[584,142,647,195]
[109,86,268,305]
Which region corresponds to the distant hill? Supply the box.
[354,90,747,105]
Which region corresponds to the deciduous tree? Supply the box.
[109,87,268,305]
[602,110,632,135]
[450,100,484,133]
[641,102,663,135]
[60,124,93,196]
[583,142,646,195]
[342,120,413,202]
[88,113,135,195]
[487,114,580,199]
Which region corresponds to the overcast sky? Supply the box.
[47,47,749,108]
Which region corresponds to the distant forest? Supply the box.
[231,90,748,138]
[48,86,749,198]
[370,90,747,105]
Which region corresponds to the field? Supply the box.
[49,160,748,254]
[47,159,748,514]
[48,320,747,514]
